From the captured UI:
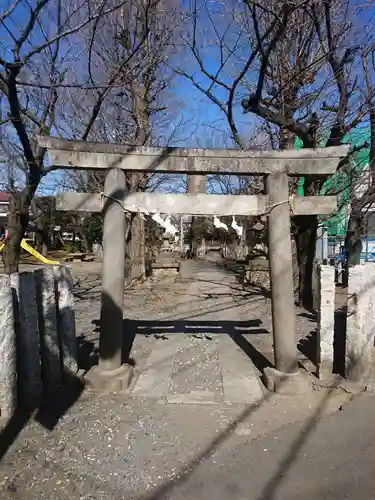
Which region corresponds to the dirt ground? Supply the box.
[0,254,358,499]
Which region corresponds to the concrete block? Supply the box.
[346,264,375,382]
[84,364,133,393]
[0,275,17,418]
[54,265,78,377]
[35,267,62,392]
[263,367,312,395]
[11,272,42,407]
[316,265,335,379]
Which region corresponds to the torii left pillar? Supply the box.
[85,168,133,392]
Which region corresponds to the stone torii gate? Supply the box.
[38,136,347,394]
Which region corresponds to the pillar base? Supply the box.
[263,367,312,395]
[84,364,133,393]
[0,408,13,421]
[316,361,334,381]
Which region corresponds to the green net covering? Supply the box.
[294,128,370,235]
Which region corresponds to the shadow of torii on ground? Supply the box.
[89,316,272,376]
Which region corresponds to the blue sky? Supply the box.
[1,0,375,195]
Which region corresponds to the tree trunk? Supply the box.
[291,237,300,298]
[294,214,318,309]
[41,229,49,257]
[280,125,318,309]
[42,241,48,257]
[127,73,149,281]
[129,214,146,282]
[278,127,319,308]
[196,236,206,258]
[35,231,43,253]
[345,206,363,269]
[292,163,320,309]
[234,219,248,261]
[81,229,92,254]
[3,193,29,274]
[81,234,90,254]
[188,175,206,256]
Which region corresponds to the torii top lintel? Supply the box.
[37,136,349,177]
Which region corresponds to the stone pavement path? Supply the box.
[71,257,315,389]
[130,259,265,404]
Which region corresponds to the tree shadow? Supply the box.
[242,282,272,299]
[72,274,101,300]
[210,256,272,299]
[298,329,318,367]
[297,311,317,322]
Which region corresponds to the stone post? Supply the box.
[85,167,132,391]
[0,275,17,418]
[346,263,375,381]
[263,173,311,394]
[54,265,78,377]
[35,267,62,392]
[11,272,42,407]
[316,264,335,379]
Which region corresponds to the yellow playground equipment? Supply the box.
[0,238,59,265]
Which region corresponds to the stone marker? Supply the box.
[11,272,42,407]
[35,267,62,392]
[54,265,78,377]
[316,265,335,379]
[346,264,375,382]
[0,275,17,418]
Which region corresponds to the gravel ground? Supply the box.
[0,389,352,500]
[0,255,350,500]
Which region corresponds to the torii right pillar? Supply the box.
[263,172,311,394]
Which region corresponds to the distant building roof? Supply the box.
[0,192,11,202]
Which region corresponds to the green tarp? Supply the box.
[294,128,370,235]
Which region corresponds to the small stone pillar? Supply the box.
[11,272,42,407]
[35,267,62,392]
[0,275,17,418]
[316,264,335,379]
[346,263,375,381]
[54,265,78,377]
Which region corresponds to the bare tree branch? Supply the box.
[0,0,21,23]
